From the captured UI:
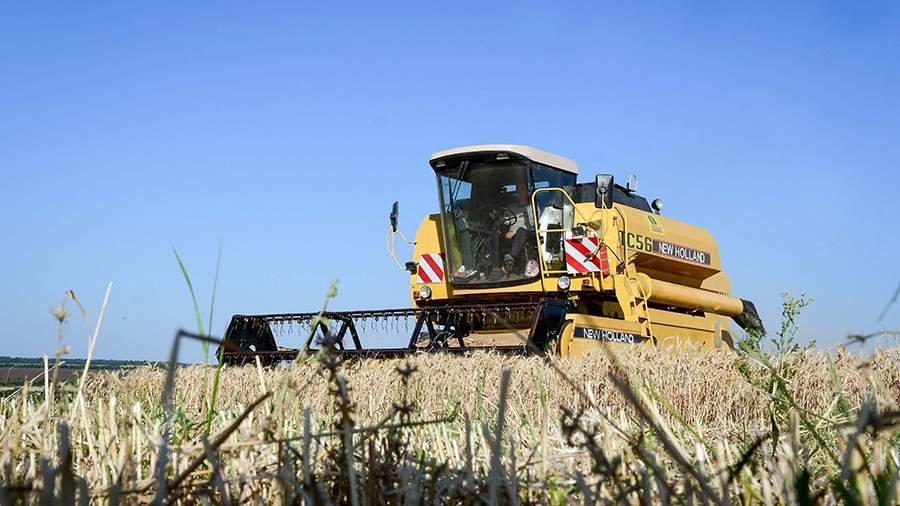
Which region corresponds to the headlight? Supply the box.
[557,276,571,290]
[419,285,432,300]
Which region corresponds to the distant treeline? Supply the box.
[0,356,161,369]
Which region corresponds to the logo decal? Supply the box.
[574,327,648,344]
[619,232,712,266]
[652,239,710,265]
[647,215,665,235]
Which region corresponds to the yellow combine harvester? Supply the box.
[222,144,763,363]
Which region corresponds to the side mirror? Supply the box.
[594,174,614,208]
[389,201,399,232]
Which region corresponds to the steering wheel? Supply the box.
[499,208,517,228]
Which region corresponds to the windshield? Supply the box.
[437,158,575,286]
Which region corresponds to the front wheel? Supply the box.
[550,320,574,357]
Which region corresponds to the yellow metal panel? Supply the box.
[646,307,714,332]
[452,279,546,296]
[701,270,732,295]
[652,323,717,352]
[410,214,449,305]
[559,314,651,358]
[615,206,721,279]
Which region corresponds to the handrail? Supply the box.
[530,188,593,276]
[605,201,655,337]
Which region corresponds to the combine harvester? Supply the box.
[221,145,763,364]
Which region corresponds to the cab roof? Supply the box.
[428,144,579,175]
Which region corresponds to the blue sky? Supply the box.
[1,2,898,361]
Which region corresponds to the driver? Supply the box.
[502,184,535,274]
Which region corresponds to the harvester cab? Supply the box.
[429,148,575,286]
[220,144,764,364]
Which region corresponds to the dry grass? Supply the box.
[2,342,898,504]
[94,347,899,441]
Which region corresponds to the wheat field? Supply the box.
[95,347,898,439]
[1,341,898,504]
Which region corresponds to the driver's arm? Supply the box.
[505,209,527,238]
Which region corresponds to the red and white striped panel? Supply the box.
[565,237,610,276]
[417,252,445,284]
